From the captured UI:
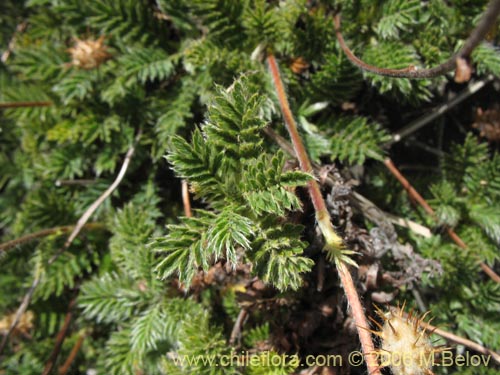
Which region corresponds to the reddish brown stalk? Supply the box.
[267,53,380,375]
[181,180,192,218]
[58,332,86,375]
[0,101,53,109]
[42,297,77,375]
[384,158,500,284]
[267,55,327,217]
[334,0,500,79]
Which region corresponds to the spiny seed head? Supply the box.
[374,305,437,375]
[68,35,111,70]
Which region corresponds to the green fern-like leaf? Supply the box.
[240,152,311,216]
[163,309,237,375]
[119,47,175,86]
[471,42,500,77]
[152,215,209,285]
[243,0,285,45]
[34,248,99,301]
[205,208,254,265]
[102,327,141,375]
[251,223,313,291]
[329,116,391,164]
[167,130,226,202]
[469,204,500,247]
[465,153,500,200]
[376,0,421,40]
[153,208,253,285]
[131,305,167,352]
[429,180,462,227]
[10,44,66,82]
[188,0,246,46]
[204,77,269,163]
[52,70,96,104]
[152,80,197,159]
[442,133,489,188]
[79,272,151,323]
[308,51,363,105]
[109,202,157,282]
[87,0,165,45]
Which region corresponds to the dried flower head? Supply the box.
[371,304,443,375]
[68,35,111,69]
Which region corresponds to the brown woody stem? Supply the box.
[0,101,53,109]
[267,53,380,375]
[383,158,500,284]
[0,223,105,253]
[335,0,500,79]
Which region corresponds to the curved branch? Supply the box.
[334,0,500,79]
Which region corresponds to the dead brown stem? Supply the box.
[0,223,105,253]
[0,101,53,109]
[383,158,500,284]
[229,309,248,346]
[334,0,500,79]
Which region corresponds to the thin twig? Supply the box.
[405,312,500,364]
[58,332,85,375]
[181,180,192,218]
[1,21,27,63]
[0,101,53,109]
[42,297,78,375]
[267,54,380,375]
[384,158,500,283]
[0,223,105,253]
[0,133,141,356]
[389,78,492,144]
[229,309,248,346]
[55,179,98,187]
[48,130,142,265]
[334,0,500,79]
